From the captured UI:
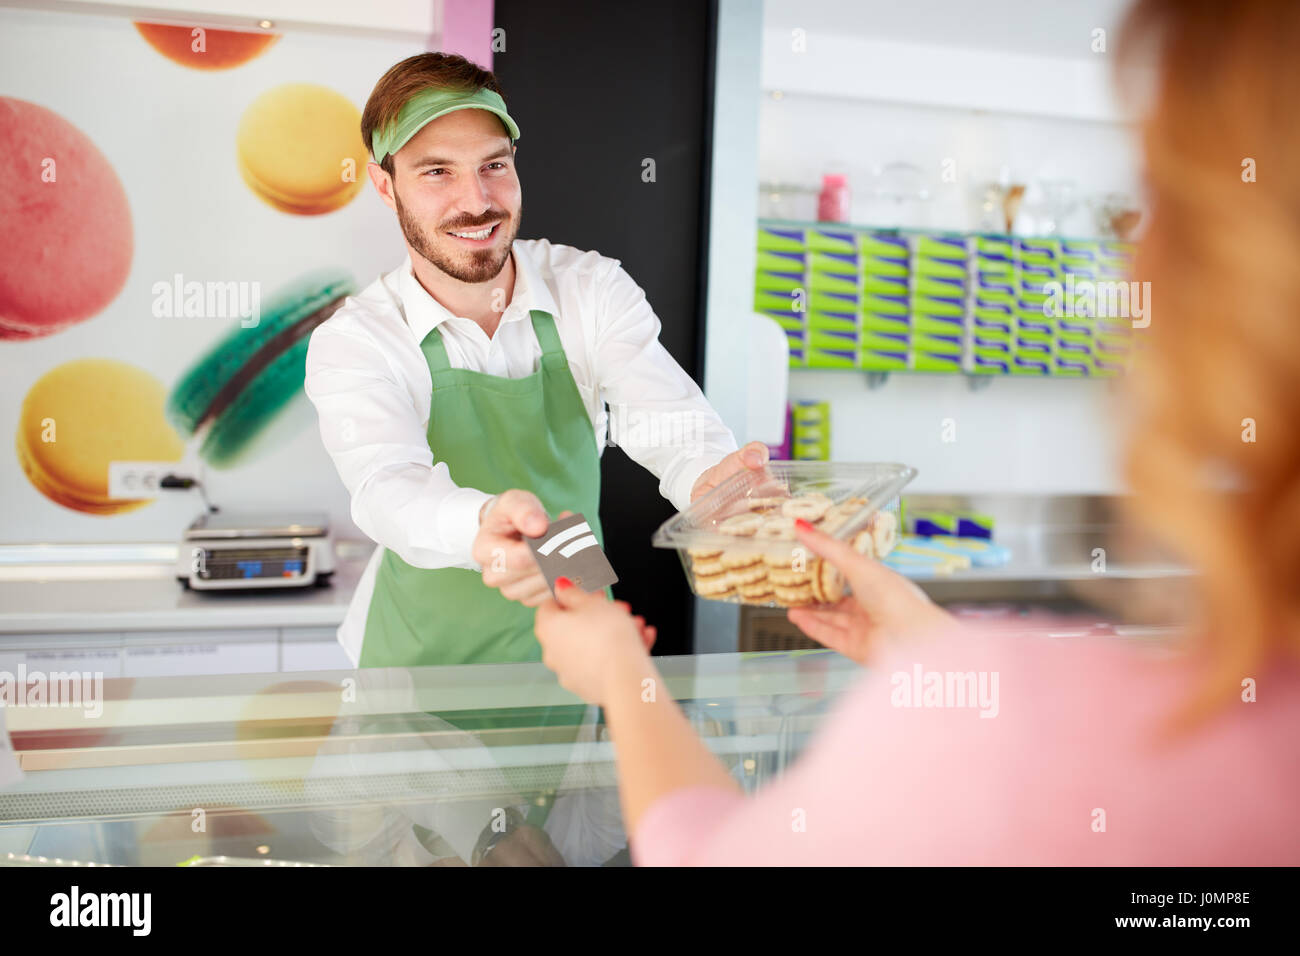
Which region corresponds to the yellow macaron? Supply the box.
[16,358,185,515]
[236,83,368,216]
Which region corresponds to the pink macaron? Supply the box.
[0,97,133,339]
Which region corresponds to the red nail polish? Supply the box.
[555,576,573,590]
[794,518,812,531]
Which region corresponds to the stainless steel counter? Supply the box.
[0,540,373,634]
[0,496,1194,649]
[901,494,1194,623]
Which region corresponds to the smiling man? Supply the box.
[305,53,764,668]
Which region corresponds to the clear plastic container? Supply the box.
[652,462,917,607]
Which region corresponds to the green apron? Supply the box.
[359,309,614,847]
[360,309,605,668]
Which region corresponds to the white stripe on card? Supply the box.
[558,535,599,558]
[537,521,592,555]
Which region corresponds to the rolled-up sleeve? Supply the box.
[305,323,490,569]
[593,263,738,512]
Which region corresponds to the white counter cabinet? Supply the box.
[0,542,369,677]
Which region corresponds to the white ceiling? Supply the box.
[763,0,1137,61]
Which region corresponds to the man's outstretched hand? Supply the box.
[690,441,770,503]
[473,489,554,607]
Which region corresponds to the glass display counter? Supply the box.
[0,651,858,866]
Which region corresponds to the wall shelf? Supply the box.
[756,218,1140,379]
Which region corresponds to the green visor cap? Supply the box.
[371,86,520,164]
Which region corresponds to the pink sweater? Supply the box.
[631,627,1300,865]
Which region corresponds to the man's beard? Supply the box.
[394,189,519,284]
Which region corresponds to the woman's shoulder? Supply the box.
[841,620,1299,745]
[819,621,1300,863]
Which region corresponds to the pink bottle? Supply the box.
[817,174,850,223]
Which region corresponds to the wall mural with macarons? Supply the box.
[0,4,426,541]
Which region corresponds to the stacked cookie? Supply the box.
[685,493,899,607]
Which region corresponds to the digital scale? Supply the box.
[176,511,335,590]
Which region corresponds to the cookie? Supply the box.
[763,542,815,569]
[744,496,788,514]
[755,515,797,540]
[814,558,845,605]
[773,583,815,606]
[817,510,850,533]
[692,556,726,577]
[727,563,768,587]
[851,527,874,558]
[807,556,825,603]
[822,499,862,526]
[738,582,775,603]
[694,573,735,598]
[717,512,764,536]
[768,566,812,587]
[781,492,832,522]
[687,546,723,560]
[871,510,898,557]
[762,544,796,568]
[721,549,764,570]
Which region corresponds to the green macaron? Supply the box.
[166,268,355,469]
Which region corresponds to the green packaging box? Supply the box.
[757,309,806,332]
[860,349,909,372]
[913,351,964,373]
[758,226,806,252]
[912,313,965,336]
[805,228,858,255]
[806,309,860,333]
[754,289,805,313]
[756,249,807,272]
[860,254,910,278]
[806,348,858,370]
[913,257,967,280]
[862,311,912,334]
[755,270,805,293]
[808,251,860,276]
[860,233,909,258]
[808,289,859,312]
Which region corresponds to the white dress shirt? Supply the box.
[305,238,738,664]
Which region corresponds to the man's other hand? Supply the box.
[690,441,770,503]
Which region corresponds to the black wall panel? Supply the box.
[494,0,718,654]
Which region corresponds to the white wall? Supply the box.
[702,0,763,440]
[787,371,1124,494]
[696,0,764,652]
[759,95,1140,235]
[736,0,1145,494]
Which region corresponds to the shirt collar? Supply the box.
[397,241,561,345]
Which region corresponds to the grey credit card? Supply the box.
[524,512,618,595]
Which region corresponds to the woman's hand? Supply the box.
[534,579,656,706]
[787,517,956,665]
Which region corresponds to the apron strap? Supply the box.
[421,323,454,374]
[529,310,565,356]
